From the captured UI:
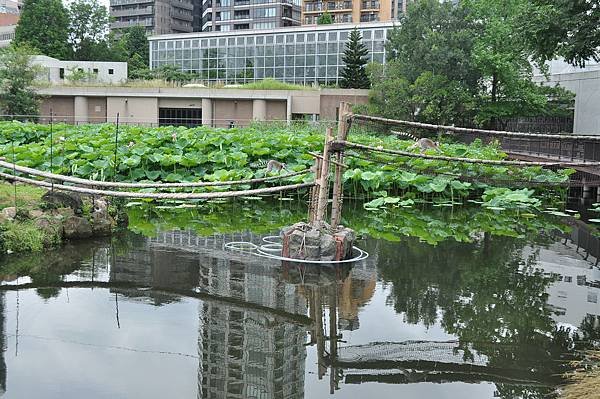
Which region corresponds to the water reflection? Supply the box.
[0,211,597,398]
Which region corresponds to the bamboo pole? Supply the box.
[353,113,600,141]
[315,127,334,223]
[308,156,322,223]
[339,141,600,167]
[331,102,351,229]
[0,158,310,188]
[0,171,314,200]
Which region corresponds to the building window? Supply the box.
[159,108,202,127]
[93,68,99,74]
[588,292,598,304]
[108,69,114,75]
[59,68,65,79]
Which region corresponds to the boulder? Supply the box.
[281,221,356,261]
[29,209,45,219]
[41,191,84,215]
[63,216,92,239]
[53,207,75,219]
[1,207,16,220]
[91,210,115,236]
[35,217,63,244]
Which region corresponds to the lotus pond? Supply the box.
[0,200,597,399]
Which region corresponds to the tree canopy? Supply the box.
[14,0,70,59]
[339,29,370,89]
[0,45,41,116]
[364,0,573,127]
[520,0,600,67]
[317,12,333,24]
[68,0,114,61]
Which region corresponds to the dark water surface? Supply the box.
[0,205,599,399]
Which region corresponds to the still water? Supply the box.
[0,204,598,399]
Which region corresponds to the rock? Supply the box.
[93,198,109,214]
[91,210,115,236]
[29,209,45,219]
[63,216,92,239]
[335,227,357,259]
[320,234,337,261]
[1,207,16,220]
[53,207,75,219]
[41,192,83,215]
[35,217,63,244]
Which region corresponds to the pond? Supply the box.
[0,203,598,399]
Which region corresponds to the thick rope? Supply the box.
[353,114,600,141]
[338,141,600,167]
[0,159,309,188]
[0,171,315,200]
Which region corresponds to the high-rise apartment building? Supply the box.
[193,0,301,32]
[302,0,392,24]
[110,0,194,35]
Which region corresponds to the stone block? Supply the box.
[63,216,92,239]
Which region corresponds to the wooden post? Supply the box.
[308,156,322,223]
[331,102,351,229]
[315,127,334,223]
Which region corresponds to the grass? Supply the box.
[562,352,600,399]
[0,182,45,210]
[56,78,316,90]
[0,220,52,252]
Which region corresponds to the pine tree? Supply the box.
[317,12,334,24]
[339,28,370,89]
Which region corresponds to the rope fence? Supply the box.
[0,158,309,189]
[337,141,600,167]
[352,114,600,141]
[0,171,315,200]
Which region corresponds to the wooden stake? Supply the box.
[308,156,322,222]
[315,127,334,223]
[331,102,351,229]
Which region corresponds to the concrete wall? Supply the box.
[213,99,253,127]
[266,100,287,122]
[541,71,600,135]
[33,56,128,85]
[36,87,370,126]
[87,98,107,123]
[106,97,159,124]
[40,97,75,124]
[320,89,369,121]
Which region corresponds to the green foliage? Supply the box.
[68,0,114,61]
[369,0,575,127]
[0,220,58,253]
[339,28,370,89]
[481,187,542,210]
[14,0,70,59]
[237,78,308,90]
[520,0,600,67]
[317,12,333,24]
[0,45,41,116]
[0,122,570,200]
[120,26,149,78]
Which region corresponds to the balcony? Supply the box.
[171,0,194,10]
[361,1,379,9]
[171,20,193,31]
[110,7,153,17]
[111,19,153,28]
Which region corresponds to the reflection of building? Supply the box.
[115,229,308,399]
[0,293,5,396]
[524,240,600,329]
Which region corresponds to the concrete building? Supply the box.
[302,0,392,24]
[32,56,128,85]
[38,85,368,126]
[534,59,600,135]
[110,0,194,35]
[194,0,301,32]
[0,24,14,48]
[149,22,392,85]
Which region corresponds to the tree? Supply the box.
[0,45,41,116]
[368,0,573,127]
[521,0,600,67]
[339,28,370,89]
[14,0,70,59]
[317,12,333,25]
[122,26,149,65]
[68,0,112,61]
